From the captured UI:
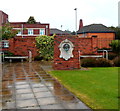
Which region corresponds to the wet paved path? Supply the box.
[1,62,91,109]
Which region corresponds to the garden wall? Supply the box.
[6,37,38,57]
[53,36,99,70]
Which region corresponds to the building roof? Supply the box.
[50,28,71,35]
[77,24,115,34]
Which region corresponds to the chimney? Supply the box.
[79,19,83,30]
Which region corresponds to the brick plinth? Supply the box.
[53,35,80,70]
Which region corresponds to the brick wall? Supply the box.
[5,37,38,57]
[78,38,92,55]
[53,35,80,70]
[53,35,110,70]
[78,33,115,49]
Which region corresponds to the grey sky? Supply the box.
[0,0,119,31]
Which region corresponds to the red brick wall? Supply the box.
[78,37,98,55]
[53,35,80,70]
[78,33,115,49]
[53,35,104,70]
[78,38,93,55]
[5,37,38,57]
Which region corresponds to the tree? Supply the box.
[1,23,18,40]
[27,16,36,24]
[71,31,76,35]
[109,26,120,40]
[35,35,54,60]
[109,40,120,54]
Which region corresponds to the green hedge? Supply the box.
[81,58,97,67]
[81,58,112,67]
[113,56,120,67]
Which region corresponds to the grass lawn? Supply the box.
[49,67,118,109]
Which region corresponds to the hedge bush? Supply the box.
[81,58,112,67]
[81,58,97,67]
[113,56,120,67]
[108,53,118,60]
[96,58,112,67]
[35,35,54,60]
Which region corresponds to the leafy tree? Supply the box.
[109,40,120,54]
[109,26,120,40]
[35,35,54,60]
[27,16,36,24]
[1,23,18,40]
[71,31,76,35]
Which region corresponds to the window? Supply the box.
[40,29,45,35]
[2,40,9,48]
[28,29,33,35]
[17,30,22,35]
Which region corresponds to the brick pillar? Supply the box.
[53,35,80,70]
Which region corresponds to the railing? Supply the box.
[4,56,28,62]
[1,50,32,63]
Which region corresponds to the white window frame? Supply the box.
[40,28,45,35]
[2,40,9,48]
[28,29,33,35]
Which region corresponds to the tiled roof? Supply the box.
[77,24,115,34]
[50,28,71,35]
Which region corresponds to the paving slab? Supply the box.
[1,61,92,110]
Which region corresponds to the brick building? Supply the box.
[10,22,50,38]
[77,20,115,49]
[0,10,8,26]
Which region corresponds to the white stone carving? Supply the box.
[59,39,74,60]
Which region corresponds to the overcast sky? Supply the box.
[0,0,119,31]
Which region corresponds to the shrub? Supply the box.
[109,40,120,53]
[113,56,120,67]
[81,58,97,67]
[96,58,112,67]
[35,35,54,60]
[4,51,14,56]
[34,56,43,61]
[81,57,113,67]
[108,53,118,60]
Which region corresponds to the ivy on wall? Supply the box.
[35,35,54,60]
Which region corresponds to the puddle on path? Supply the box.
[1,61,91,110]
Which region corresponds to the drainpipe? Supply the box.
[22,24,23,38]
[46,25,48,36]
